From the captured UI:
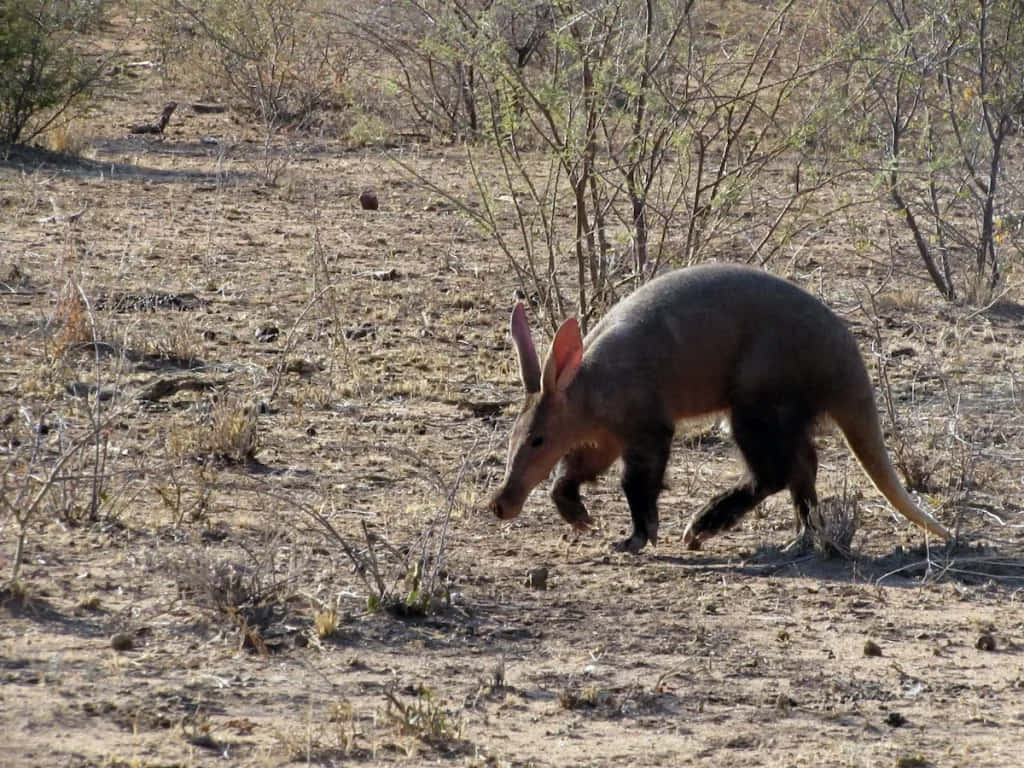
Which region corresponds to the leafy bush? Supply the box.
[0,0,107,145]
[159,0,342,129]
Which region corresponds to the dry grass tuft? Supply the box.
[807,488,861,559]
[49,281,93,359]
[276,699,368,762]
[169,396,262,464]
[172,553,275,616]
[380,683,466,755]
[167,541,295,653]
[165,395,262,465]
[45,119,89,156]
[313,608,340,639]
[207,397,261,463]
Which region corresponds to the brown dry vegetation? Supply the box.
[2,3,1024,767]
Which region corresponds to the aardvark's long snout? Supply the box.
[488,485,524,521]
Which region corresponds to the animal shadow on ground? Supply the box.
[0,143,251,185]
[647,539,1024,589]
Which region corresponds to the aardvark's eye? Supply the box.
[529,435,544,448]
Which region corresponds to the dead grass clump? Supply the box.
[877,542,1024,586]
[375,559,452,618]
[380,684,467,756]
[2,406,127,586]
[299,448,471,618]
[311,512,454,619]
[168,396,261,464]
[1,261,31,290]
[208,398,260,463]
[558,684,612,711]
[175,555,266,612]
[169,544,293,652]
[276,699,369,762]
[45,118,89,156]
[49,281,93,359]
[0,580,31,613]
[0,582,59,619]
[806,489,861,559]
[134,316,204,370]
[467,658,510,709]
[180,708,221,750]
[313,608,340,639]
[557,680,669,718]
[152,463,216,527]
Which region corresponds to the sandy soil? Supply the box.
[2,40,1024,768]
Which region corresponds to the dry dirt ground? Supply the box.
[3,48,1024,768]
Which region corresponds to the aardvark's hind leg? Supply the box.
[683,402,815,550]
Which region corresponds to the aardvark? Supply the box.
[489,263,951,553]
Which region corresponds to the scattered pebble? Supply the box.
[65,381,116,401]
[344,322,376,339]
[884,711,907,728]
[863,639,883,657]
[359,189,379,210]
[896,756,931,768]
[976,633,996,651]
[254,325,279,343]
[110,632,134,652]
[284,357,318,374]
[525,567,548,590]
[774,693,795,710]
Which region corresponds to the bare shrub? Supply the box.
[831,0,1024,303]
[292,447,475,619]
[391,0,848,329]
[2,280,139,585]
[157,0,342,129]
[168,539,294,652]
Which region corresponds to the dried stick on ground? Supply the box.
[130,102,177,135]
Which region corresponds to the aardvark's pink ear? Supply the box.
[542,317,582,394]
[510,302,541,393]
